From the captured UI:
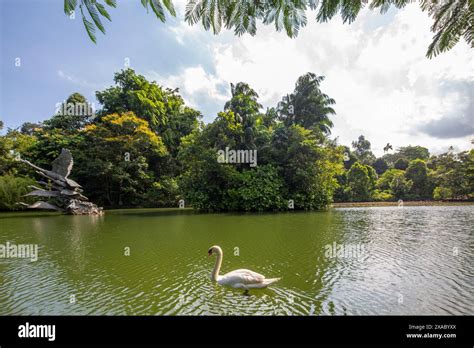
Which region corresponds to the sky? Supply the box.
[0,0,472,156]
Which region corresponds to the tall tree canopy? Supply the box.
[178,72,343,211]
[1,68,472,211]
[76,112,168,207]
[351,135,375,165]
[44,93,94,132]
[224,82,262,148]
[96,69,201,156]
[277,73,335,136]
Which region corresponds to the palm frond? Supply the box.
[65,0,471,57]
[163,0,177,16]
[149,0,166,22]
[104,0,117,7]
[96,2,112,21]
[80,4,97,43]
[64,0,77,15]
[85,0,106,34]
[425,0,471,57]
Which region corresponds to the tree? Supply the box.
[224,82,262,148]
[277,73,335,135]
[372,189,394,201]
[0,175,35,211]
[389,171,413,198]
[96,69,167,128]
[178,77,343,211]
[228,165,286,211]
[405,159,429,197]
[340,145,357,170]
[372,157,389,175]
[462,150,474,199]
[44,93,94,132]
[377,169,405,191]
[65,0,472,58]
[433,186,452,200]
[398,145,430,161]
[76,112,168,207]
[96,69,201,159]
[225,83,262,118]
[20,122,42,135]
[351,135,375,165]
[178,118,244,211]
[428,149,473,199]
[270,124,343,209]
[394,157,409,170]
[346,162,376,201]
[261,107,278,128]
[0,130,37,176]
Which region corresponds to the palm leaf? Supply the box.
[96,2,112,21]
[163,0,176,17]
[80,5,97,43]
[150,0,166,22]
[64,0,78,14]
[84,0,106,34]
[104,0,117,7]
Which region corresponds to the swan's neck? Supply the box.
[211,250,223,281]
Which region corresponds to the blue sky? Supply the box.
[1,0,472,155]
[0,0,222,127]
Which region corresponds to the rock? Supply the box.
[67,199,103,215]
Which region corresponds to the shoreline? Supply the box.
[2,201,473,216]
[331,201,474,208]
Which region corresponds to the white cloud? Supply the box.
[57,70,102,90]
[146,66,228,112]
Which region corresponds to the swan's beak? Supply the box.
[208,249,212,256]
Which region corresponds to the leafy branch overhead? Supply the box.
[64,0,176,43]
[65,0,472,57]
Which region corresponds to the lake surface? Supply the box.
[0,206,472,315]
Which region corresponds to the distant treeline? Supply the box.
[0,69,472,211]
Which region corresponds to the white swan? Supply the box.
[208,245,280,291]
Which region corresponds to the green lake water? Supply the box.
[0,206,472,315]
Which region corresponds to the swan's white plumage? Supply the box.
[208,245,280,290]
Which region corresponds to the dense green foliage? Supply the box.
[433,186,453,200]
[351,135,376,165]
[277,73,335,135]
[345,162,377,202]
[372,158,389,175]
[0,69,343,211]
[334,137,473,202]
[1,69,198,210]
[75,112,169,207]
[394,157,409,170]
[0,69,472,211]
[45,93,95,131]
[0,175,35,210]
[65,0,473,58]
[177,77,343,211]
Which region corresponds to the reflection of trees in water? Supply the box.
[0,214,105,314]
[265,210,339,315]
[29,214,104,274]
[318,209,377,314]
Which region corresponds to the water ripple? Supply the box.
[0,206,472,315]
